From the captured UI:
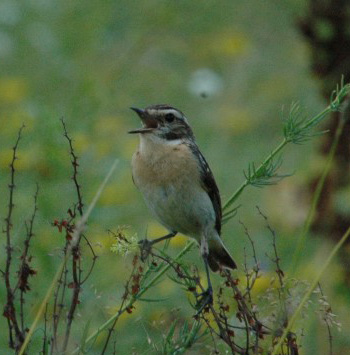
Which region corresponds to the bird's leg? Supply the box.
[139,231,177,261]
[196,238,213,314]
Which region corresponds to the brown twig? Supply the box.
[60,118,84,217]
[100,255,140,354]
[58,119,98,352]
[240,220,264,353]
[256,206,288,330]
[256,206,301,355]
[13,184,39,334]
[62,246,81,352]
[80,235,98,284]
[3,124,26,351]
[60,118,86,353]
[256,207,285,289]
[239,220,260,303]
[223,270,269,352]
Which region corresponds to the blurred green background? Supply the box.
[0,0,349,354]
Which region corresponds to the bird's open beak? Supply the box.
[128,107,158,134]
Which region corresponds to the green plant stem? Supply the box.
[271,226,350,355]
[290,117,346,272]
[223,83,350,212]
[72,240,195,354]
[303,104,332,130]
[18,159,119,355]
[223,139,288,210]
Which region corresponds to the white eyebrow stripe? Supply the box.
[148,108,183,119]
[162,109,182,118]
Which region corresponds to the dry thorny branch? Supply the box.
[51,118,98,353]
[2,124,32,352]
[2,125,40,352]
[1,122,98,354]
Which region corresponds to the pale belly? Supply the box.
[139,180,216,239]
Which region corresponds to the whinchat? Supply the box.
[129,104,236,303]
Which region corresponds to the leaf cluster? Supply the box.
[282,102,328,144]
[222,79,350,224]
[244,158,289,188]
[283,80,350,144]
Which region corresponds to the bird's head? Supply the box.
[129,104,194,141]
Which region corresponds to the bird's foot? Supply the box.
[195,286,213,315]
[138,239,153,262]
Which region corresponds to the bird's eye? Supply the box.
[165,113,175,122]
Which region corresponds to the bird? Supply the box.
[129,104,236,306]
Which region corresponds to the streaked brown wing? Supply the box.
[188,143,222,234]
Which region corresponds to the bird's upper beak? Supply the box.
[128,107,158,134]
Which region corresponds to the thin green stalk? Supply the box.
[271,226,350,355]
[18,159,119,355]
[223,82,350,212]
[223,139,288,210]
[72,240,195,354]
[303,105,332,130]
[290,117,346,271]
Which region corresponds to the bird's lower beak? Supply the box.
[128,107,158,134]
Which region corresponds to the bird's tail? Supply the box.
[207,238,237,272]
